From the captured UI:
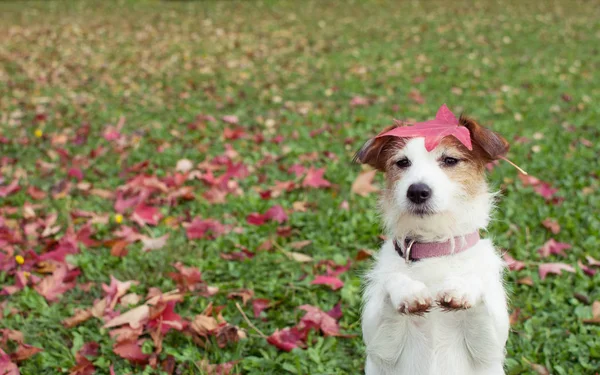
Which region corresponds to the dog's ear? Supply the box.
[460,115,509,162]
[353,125,399,171]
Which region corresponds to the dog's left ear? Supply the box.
[460,116,509,161]
[353,125,399,171]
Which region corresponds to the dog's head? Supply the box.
[355,115,509,241]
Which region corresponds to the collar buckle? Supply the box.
[405,239,416,263]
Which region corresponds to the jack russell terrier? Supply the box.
[356,105,511,375]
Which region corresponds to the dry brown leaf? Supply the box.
[351,170,379,197]
[284,251,313,263]
[289,240,312,250]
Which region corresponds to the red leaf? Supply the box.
[265,205,288,223]
[112,340,150,364]
[517,174,559,201]
[302,168,331,188]
[538,239,571,258]
[185,218,226,240]
[267,327,307,352]
[34,263,79,302]
[541,218,561,234]
[578,260,597,277]
[311,276,344,290]
[327,303,343,320]
[538,263,575,280]
[39,233,79,262]
[503,253,526,271]
[132,204,162,226]
[350,96,369,108]
[287,164,306,177]
[10,343,43,362]
[246,205,288,226]
[68,168,84,181]
[0,348,19,375]
[298,305,341,336]
[148,301,185,334]
[252,299,271,318]
[378,104,472,152]
[0,179,20,198]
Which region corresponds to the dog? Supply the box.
[356,110,510,375]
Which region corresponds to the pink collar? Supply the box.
[394,232,480,262]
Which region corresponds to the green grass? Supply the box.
[1,1,600,374]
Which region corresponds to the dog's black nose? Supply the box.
[407,183,432,204]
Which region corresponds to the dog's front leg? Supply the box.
[386,273,433,315]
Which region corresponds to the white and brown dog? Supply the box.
[356,110,511,375]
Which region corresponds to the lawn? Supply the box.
[1,1,599,374]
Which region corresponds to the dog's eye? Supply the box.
[443,157,460,166]
[396,158,411,168]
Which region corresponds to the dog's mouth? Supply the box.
[407,205,436,217]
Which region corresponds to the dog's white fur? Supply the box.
[361,138,509,375]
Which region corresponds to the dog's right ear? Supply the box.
[353,125,398,171]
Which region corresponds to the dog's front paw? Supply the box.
[390,281,432,316]
[435,278,480,311]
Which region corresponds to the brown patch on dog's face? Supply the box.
[436,137,487,198]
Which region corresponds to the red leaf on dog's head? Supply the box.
[538,262,575,280]
[377,104,472,152]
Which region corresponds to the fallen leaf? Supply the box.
[509,308,521,325]
[34,263,79,302]
[175,159,194,173]
[351,170,379,197]
[355,249,374,261]
[185,218,226,240]
[541,218,560,234]
[503,253,526,271]
[132,204,162,226]
[517,276,533,286]
[530,363,550,375]
[538,238,571,258]
[289,240,312,250]
[112,339,150,364]
[583,301,600,324]
[267,327,307,352]
[62,308,93,328]
[586,255,600,267]
[284,251,313,263]
[0,348,19,375]
[302,168,331,189]
[141,234,169,252]
[227,289,254,305]
[103,305,150,329]
[311,275,344,290]
[578,260,597,277]
[538,263,576,280]
[252,299,271,318]
[350,96,369,108]
[0,179,20,198]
